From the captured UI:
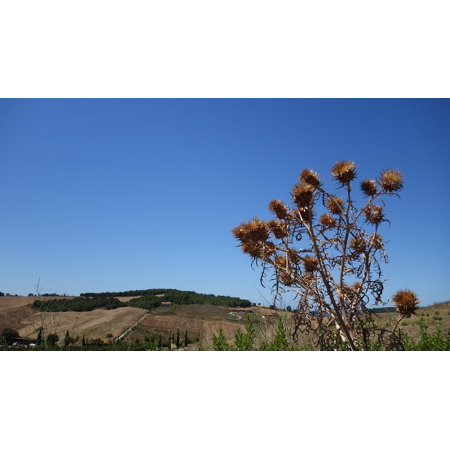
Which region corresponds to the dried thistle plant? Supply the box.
[232,161,416,350]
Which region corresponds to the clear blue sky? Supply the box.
[0,99,449,306]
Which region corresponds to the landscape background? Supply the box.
[1,99,449,308]
[1,1,449,450]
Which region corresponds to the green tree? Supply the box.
[1,328,19,345]
[36,328,43,346]
[176,329,180,348]
[46,333,59,347]
[269,318,290,351]
[213,329,230,351]
[234,316,256,350]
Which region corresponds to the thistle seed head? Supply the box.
[331,161,357,184]
[361,179,377,197]
[292,183,315,209]
[350,235,366,254]
[381,170,403,192]
[370,233,383,250]
[268,199,289,220]
[303,256,318,273]
[392,289,419,317]
[241,242,263,259]
[280,271,295,286]
[300,169,321,189]
[363,205,384,225]
[319,214,336,228]
[327,196,344,215]
[267,220,289,240]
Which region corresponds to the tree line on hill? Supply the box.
[32,289,252,312]
[33,297,123,312]
[81,289,252,308]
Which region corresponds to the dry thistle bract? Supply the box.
[300,169,321,189]
[267,220,288,239]
[319,213,336,228]
[392,289,419,317]
[292,183,315,209]
[268,199,288,220]
[370,233,383,250]
[361,179,377,197]
[331,161,357,184]
[327,196,344,215]
[232,218,269,244]
[363,205,384,225]
[303,256,318,273]
[241,242,263,259]
[381,170,403,192]
[350,236,366,254]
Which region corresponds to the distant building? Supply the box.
[161,301,172,307]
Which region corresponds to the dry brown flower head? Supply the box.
[331,161,357,184]
[267,220,288,239]
[303,256,318,273]
[381,170,403,192]
[275,255,288,269]
[241,242,263,259]
[363,205,384,225]
[361,179,377,197]
[327,196,344,215]
[268,199,289,220]
[350,236,366,254]
[319,214,336,228]
[370,233,383,250]
[287,249,301,264]
[392,289,419,317]
[300,169,321,189]
[292,183,315,209]
[280,271,295,286]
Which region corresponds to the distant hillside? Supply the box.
[80,288,252,308]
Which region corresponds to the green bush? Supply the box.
[33,296,124,312]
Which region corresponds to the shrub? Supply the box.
[233,162,414,350]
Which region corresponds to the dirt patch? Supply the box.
[0,305,36,332]
[18,307,148,342]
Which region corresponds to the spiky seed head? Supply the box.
[363,205,384,225]
[247,218,269,242]
[261,242,276,260]
[300,169,321,189]
[299,273,314,287]
[275,255,288,269]
[361,179,377,197]
[341,284,357,302]
[232,218,269,244]
[292,183,315,209]
[241,242,263,259]
[287,249,301,264]
[331,161,357,184]
[299,206,314,222]
[319,214,336,228]
[370,233,383,250]
[381,170,403,192]
[350,235,366,254]
[392,289,419,317]
[280,271,295,286]
[327,196,344,215]
[268,199,289,220]
[303,256,318,273]
[232,222,252,243]
[267,220,288,239]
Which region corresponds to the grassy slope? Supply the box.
[2,296,449,349]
